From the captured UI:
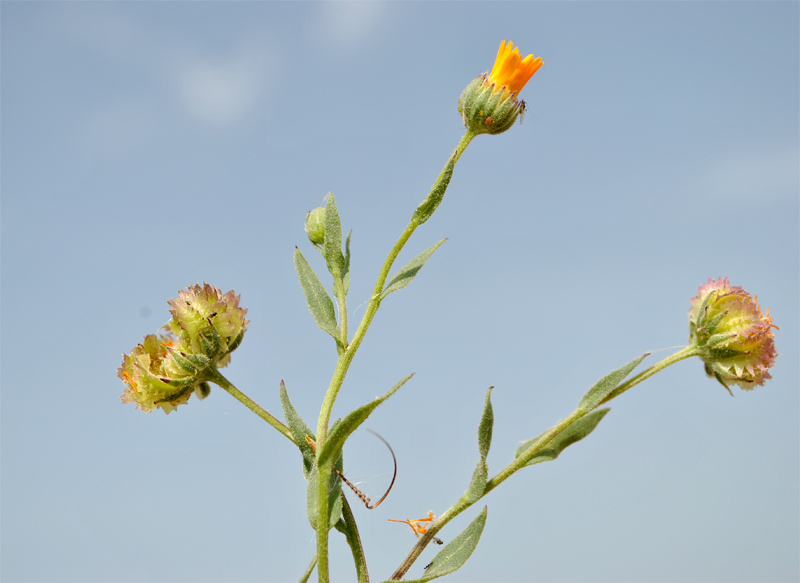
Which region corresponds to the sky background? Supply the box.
[2,2,798,582]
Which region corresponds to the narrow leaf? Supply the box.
[405,507,488,582]
[294,247,340,341]
[477,387,494,462]
[515,408,610,468]
[279,380,315,479]
[306,463,343,531]
[577,353,649,412]
[324,194,345,279]
[381,239,446,300]
[317,373,414,467]
[463,460,488,504]
[412,153,456,225]
[463,387,494,503]
[343,230,352,296]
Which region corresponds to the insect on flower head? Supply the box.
[458,40,543,135]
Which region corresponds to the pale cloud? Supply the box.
[317,1,385,47]
[166,35,278,128]
[694,148,799,204]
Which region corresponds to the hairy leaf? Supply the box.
[577,353,649,412]
[317,374,413,468]
[294,247,339,341]
[381,239,446,300]
[516,409,610,467]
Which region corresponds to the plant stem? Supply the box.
[208,369,295,444]
[336,495,369,583]
[315,130,476,444]
[389,345,701,579]
[598,344,701,406]
[314,130,476,583]
[299,555,317,583]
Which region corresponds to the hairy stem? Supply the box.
[208,369,294,444]
[390,345,700,578]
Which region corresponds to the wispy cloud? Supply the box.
[316,1,385,47]
[171,40,277,128]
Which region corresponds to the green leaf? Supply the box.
[294,247,340,341]
[317,373,413,467]
[412,153,456,225]
[324,194,345,280]
[343,230,352,296]
[463,387,494,503]
[306,463,343,531]
[279,380,316,479]
[477,387,494,462]
[577,353,649,412]
[380,239,446,300]
[403,506,488,582]
[463,460,488,504]
[515,408,610,468]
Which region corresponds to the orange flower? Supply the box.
[488,40,544,96]
[459,40,543,135]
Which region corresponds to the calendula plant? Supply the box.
[117,41,778,583]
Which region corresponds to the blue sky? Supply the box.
[2,2,798,582]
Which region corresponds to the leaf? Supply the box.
[279,380,316,479]
[380,239,446,300]
[412,153,456,225]
[402,506,488,582]
[463,460,488,504]
[306,463,343,531]
[477,387,494,462]
[463,387,494,503]
[324,194,345,280]
[343,230,352,296]
[515,408,610,468]
[294,247,340,341]
[317,373,413,467]
[577,353,649,412]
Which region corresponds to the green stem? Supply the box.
[315,129,476,444]
[299,555,317,583]
[314,130,476,583]
[315,459,332,583]
[598,344,701,406]
[335,495,369,583]
[389,345,701,579]
[208,369,295,444]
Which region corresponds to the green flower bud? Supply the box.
[305,206,326,246]
[688,277,778,393]
[458,40,543,136]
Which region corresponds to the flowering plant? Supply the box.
[117,41,777,582]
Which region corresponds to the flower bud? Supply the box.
[167,283,248,369]
[305,206,326,246]
[688,277,778,392]
[117,333,205,414]
[458,40,543,136]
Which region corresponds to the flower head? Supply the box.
[458,40,543,135]
[119,284,247,414]
[167,283,248,368]
[488,40,544,96]
[117,333,207,414]
[688,277,778,392]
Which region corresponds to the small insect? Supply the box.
[424,561,433,570]
[388,510,444,545]
[305,429,397,510]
